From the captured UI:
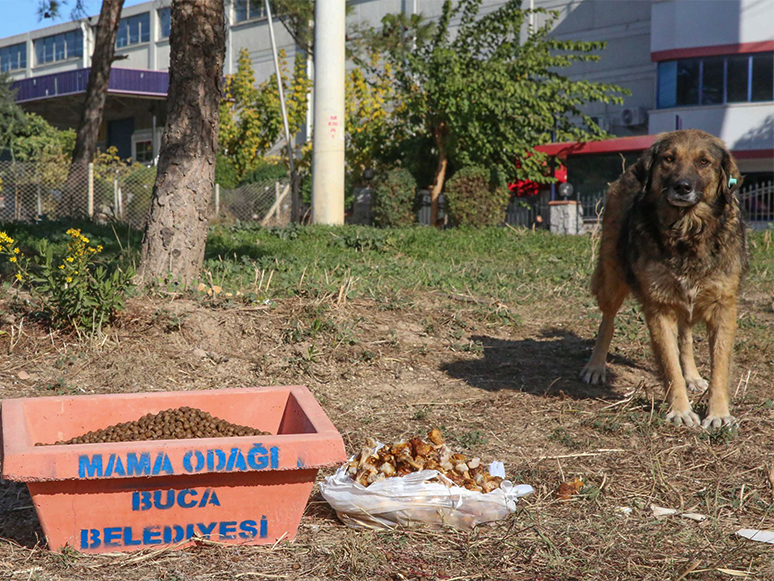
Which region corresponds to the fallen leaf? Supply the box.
[555,477,584,500]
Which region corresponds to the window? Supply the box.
[676,60,699,106]
[752,52,774,102]
[116,13,150,48]
[0,43,26,72]
[135,140,154,163]
[34,29,83,65]
[726,55,749,103]
[657,52,773,108]
[701,57,724,105]
[159,7,171,39]
[235,0,265,23]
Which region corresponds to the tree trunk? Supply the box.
[430,122,448,228]
[62,0,124,215]
[138,0,225,286]
[71,0,124,166]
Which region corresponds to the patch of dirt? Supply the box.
[1,290,773,580]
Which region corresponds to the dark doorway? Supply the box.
[107,117,134,161]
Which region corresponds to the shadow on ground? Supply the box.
[0,480,44,548]
[442,327,646,400]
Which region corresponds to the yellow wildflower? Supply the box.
[96,245,103,252]
[59,265,65,270]
[15,274,22,281]
[13,248,19,254]
[66,277,73,283]
[9,256,16,263]
[66,256,74,262]
[74,271,78,275]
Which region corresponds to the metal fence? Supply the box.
[0,160,289,230]
[740,180,774,228]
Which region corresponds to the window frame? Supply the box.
[0,43,27,72]
[234,0,266,24]
[34,29,83,66]
[115,12,151,50]
[657,51,773,109]
[159,7,171,39]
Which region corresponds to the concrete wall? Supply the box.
[649,102,774,167]
[652,0,773,53]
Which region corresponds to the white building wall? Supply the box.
[652,0,773,53]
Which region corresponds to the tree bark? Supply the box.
[430,122,447,228]
[62,0,124,214]
[138,0,225,286]
[71,0,124,166]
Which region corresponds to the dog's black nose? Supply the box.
[674,179,693,195]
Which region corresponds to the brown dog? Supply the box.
[581,130,747,429]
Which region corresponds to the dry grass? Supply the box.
[0,226,773,580]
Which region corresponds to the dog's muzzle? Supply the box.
[667,178,699,207]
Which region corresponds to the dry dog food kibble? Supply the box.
[35,407,270,446]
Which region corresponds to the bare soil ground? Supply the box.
[1,228,773,581]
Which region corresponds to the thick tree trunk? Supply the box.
[138,0,225,286]
[63,0,124,214]
[430,122,448,228]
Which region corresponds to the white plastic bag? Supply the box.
[319,457,533,530]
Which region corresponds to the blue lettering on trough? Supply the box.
[77,445,279,479]
[80,517,269,549]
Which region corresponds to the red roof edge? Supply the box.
[535,135,657,158]
[536,136,774,161]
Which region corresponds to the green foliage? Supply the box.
[219,48,311,179]
[215,153,239,189]
[1,228,134,334]
[360,0,629,186]
[445,166,510,227]
[371,168,417,227]
[240,161,288,186]
[123,166,157,220]
[12,113,75,163]
[0,74,26,156]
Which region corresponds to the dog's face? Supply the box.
[636,130,741,210]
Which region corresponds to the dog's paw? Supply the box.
[685,376,708,393]
[666,408,701,428]
[701,415,737,430]
[580,364,606,385]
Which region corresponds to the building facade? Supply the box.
[0,0,771,183]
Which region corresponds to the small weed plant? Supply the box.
[1,228,134,334]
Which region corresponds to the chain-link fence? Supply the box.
[0,161,290,230]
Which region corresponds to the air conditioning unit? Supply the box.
[621,107,649,127]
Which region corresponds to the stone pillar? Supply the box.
[549,200,584,235]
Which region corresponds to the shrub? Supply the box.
[1,228,134,334]
[445,166,510,227]
[371,168,417,227]
[240,161,288,186]
[215,153,239,189]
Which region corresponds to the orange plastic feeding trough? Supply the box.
[0,386,345,553]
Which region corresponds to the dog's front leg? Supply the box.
[702,299,738,429]
[645,306,700,427]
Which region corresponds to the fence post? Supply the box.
[275,181,280,220]
[215,183,220,216]
[87,163,94,218]
[36,179,42,219]
[113,177,119,218]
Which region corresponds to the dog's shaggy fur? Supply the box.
[581,129,747,429]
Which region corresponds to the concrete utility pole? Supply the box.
[311,0,346,225]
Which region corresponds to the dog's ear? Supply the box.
[633,138,662,192]
[720,148,742,201]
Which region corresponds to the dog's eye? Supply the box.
[699,159,710,166]
[664,155,674,163]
